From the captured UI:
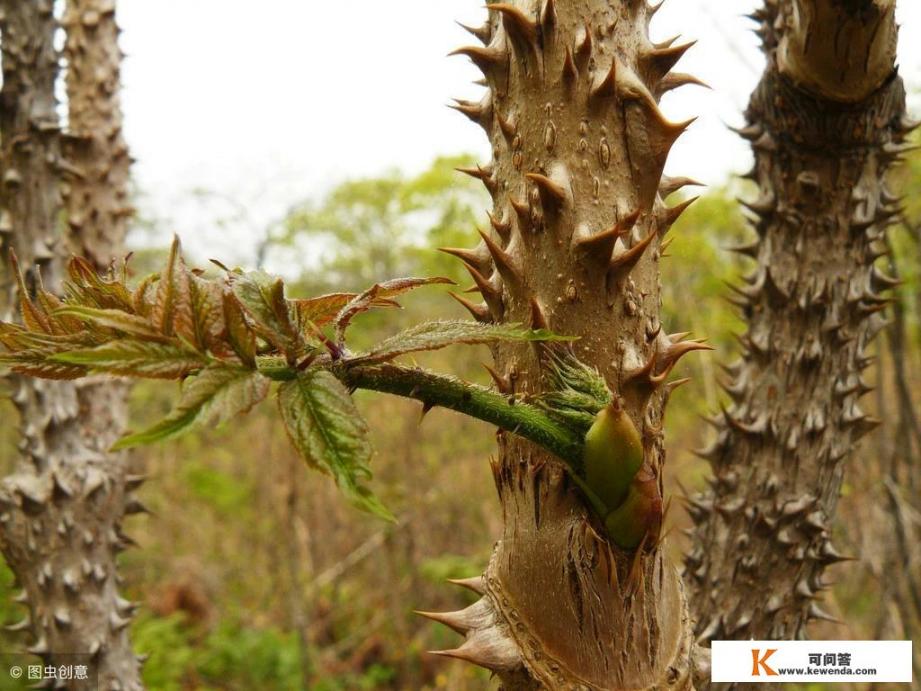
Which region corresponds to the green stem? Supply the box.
[259,360,584,465]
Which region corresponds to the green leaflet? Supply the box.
[113,365,271,449]
[50,340,207,379]
[277,370,393,521]
[353,320,574,365]
[230,270,301,357]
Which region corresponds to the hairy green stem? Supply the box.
[259,360,584,465]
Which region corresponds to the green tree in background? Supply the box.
[277,155,489,292]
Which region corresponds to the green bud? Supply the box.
[582,397,643,514]
[603,465,663,551]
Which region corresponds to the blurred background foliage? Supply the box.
[0,145,918,689]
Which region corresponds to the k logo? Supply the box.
[751,648,779,676]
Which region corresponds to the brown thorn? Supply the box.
[487,210,511,241]
[478,229,522,285]
[623,350,658,387]
[456,20,491,44]
[575,21,593,62]
[489,3,537,45]
[609,229,657,278]
[659,175,704,198]
[575,210,638,262]
[540,0,556,30]
[448,45,507,73]
[448,292,492,323]
[497,111,517,139]
[657,72,710,96]
[643,41,696,80]
[414,609,471,635]
[449,96,492,126]
[461,260,503,314]
[509,196,531,228]
[662,196,698,232]
[590,60,618,100]
[525,172,567,209]
[456,165,497,194]
[438,244,490,273]
[529,297,550,330]
[446,576,486,595]
[428,639,517,673]
[483,363,511,393]
[562,46,578,82]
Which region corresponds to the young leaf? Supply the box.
[132,273,159,318]
[0,350,88,380]
[291,292,400,330]
[50,340,207,379]
[113,365,271,449]
[222,288,257,367]
[352,320,574,365]
[8,250,52,335]
[334,276,454,344]
[152,236,194,337]
[277,369,393,521]
[54,306,167,340]
[230,270,301,357]
[64,255,135,312]
[188,275,229,356]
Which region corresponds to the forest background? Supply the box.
[0,1,920,689]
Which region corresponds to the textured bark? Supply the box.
[0,1,143,688]
[427,1,703,687]
[686,0,909,643]
[62,0,133,265]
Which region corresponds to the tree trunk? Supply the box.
[0,1,143,688]
[428,1,704,687]
[685,0,909,642]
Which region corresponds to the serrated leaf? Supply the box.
[189,275,229,355]
[132,273,159,317]
[292,293,400,330]
[230,270,300,357]
[113,365,270,449]
[278,370,392,521]
[50,340,206,379]
[33,283,78,335]
[222,288,257,367]
[152,236,194,337]
[0,350,88,380]
[334,276,454,343]
[9,250,52,334]
[64,256,135,312]
[54,306,166,340]
[353,320,573,365]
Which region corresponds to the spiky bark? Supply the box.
[427,2,704,687]
[0,1,143,688]
[686,0,908,642]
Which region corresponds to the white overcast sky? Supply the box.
[118,0,921,266]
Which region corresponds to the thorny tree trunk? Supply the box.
[686,0,909,644]
[0,0,143,688]
[879,238,921,682]
[425,1,706,688]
